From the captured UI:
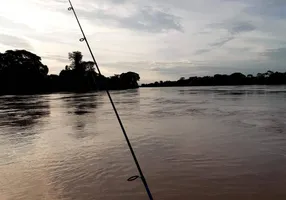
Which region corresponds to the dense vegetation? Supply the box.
[0,50,140,94]
[141,71,286,87]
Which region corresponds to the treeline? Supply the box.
[141,71,286,87]
[0,50,140,94]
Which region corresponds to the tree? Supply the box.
[82,61,95,72]
[68,51,83,71]
[0,50,49,94]
[0,50,48,75]
[119,72,140,89]
[68,51,95,73]
[265,70,274,77]
[229,72,246,85]
[257,73,264,78]
[59,51,97,91]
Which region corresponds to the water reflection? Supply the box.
[60,93,101,115]
[111,89,140,106]
[107,89,141,119]
[0,95,50,143]
[61,93,102,139]
[0,95,51,198]
[0,95,50,127]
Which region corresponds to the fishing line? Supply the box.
[67,1,154,199]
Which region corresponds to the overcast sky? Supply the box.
[0,0,285,82]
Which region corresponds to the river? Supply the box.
[1,86,286,200]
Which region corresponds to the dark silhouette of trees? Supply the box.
[142,71,286,87]
[0,49,140,94]
[108,71,140,90]
[59,51,97,92]
[67,51,95,73]
[59,51,140,91]
[0,50,49,94]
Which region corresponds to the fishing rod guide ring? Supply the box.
[127,175,140,182]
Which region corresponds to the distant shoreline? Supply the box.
[140,83,286,88]
[141,71,286,88]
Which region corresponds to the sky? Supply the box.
[0,0,286,83]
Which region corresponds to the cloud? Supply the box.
[194,49,212,55]
[150,65,193,74]
[105,0,128,4]
[195,21,256,55]
[261,48,286,61]
[230,22,256,34]
[245,0,286,19]
[0,34,33,50]
[194,36,234,55]
[1,0,286,82]
[194,36,235,55]
[77,6,183,33]
[0,15,32,31]
[211,21,256,34]
[209,36,235,47]
[42,55,69,63]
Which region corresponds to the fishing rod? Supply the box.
[67,0,154,199]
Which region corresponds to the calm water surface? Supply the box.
[1,86,286,200]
